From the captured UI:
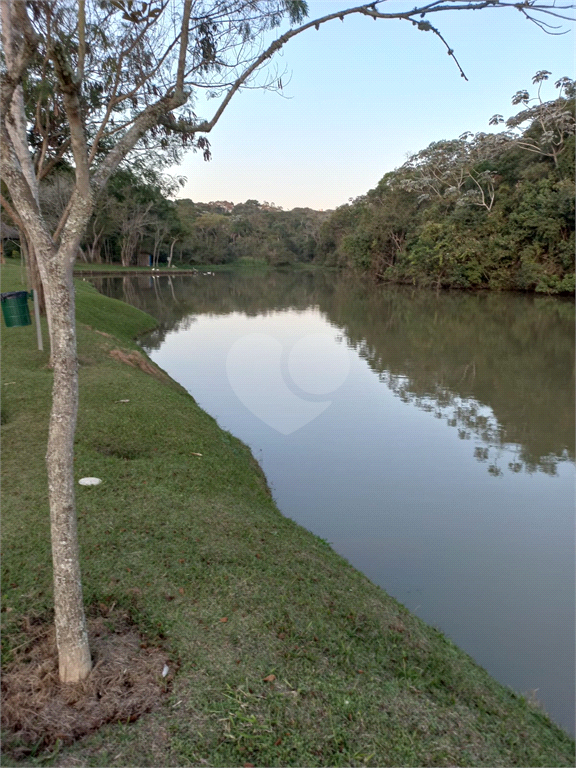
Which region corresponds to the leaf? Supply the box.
[263,674,276,682]
[178,587,184,595]
[219,616,228,622]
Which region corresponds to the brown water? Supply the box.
[90,269,575,734]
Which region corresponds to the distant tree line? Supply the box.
[3,175,329,268]
[4,72,572,293]
[315,72,575,295]
[2,161,185,268]
[173,198,330,266]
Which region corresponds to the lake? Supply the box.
[89,269,575,734]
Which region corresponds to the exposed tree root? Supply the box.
[109,348,169,382]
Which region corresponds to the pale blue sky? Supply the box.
[174,1,574,211]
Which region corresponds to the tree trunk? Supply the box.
[167,237,177,267]
[45,257,91,683]
[21,233,49,319]
[88,228,104,263]
[26,241,45,313]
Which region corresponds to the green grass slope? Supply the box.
[1,261,574,767]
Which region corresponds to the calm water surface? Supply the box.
[91,270,575,734]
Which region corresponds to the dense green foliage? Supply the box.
[1,176,328,268]
[174,199,329,266]
[6,72,571,293]
[316,74,575,294]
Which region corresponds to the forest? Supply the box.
[4,71,573,294]
[316,72,575,294]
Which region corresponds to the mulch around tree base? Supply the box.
[1,611,173,759]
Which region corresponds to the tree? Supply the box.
[1,0,573,684]
[397,131,511,211]
[316,68,575,290]
[489,71,576,166]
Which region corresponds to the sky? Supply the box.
[173,0,575,211]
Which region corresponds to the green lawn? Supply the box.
[1,261,574,767]
[72,262,200,273]
[71,260,329,273]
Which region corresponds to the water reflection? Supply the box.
[88,269,575,734]
[90,270,575,478]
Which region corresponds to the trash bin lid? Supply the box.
[1,291,29,301]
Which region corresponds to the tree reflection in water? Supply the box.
[89,270,574,477]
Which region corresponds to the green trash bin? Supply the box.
[1,291,32,327]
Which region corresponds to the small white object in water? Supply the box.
[162,664,169,677]
[78,477,102,486]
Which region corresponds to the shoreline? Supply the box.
[2,260,574,766]
[75,268,206,276]
[72,262,576,297]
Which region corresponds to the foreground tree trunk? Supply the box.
[44,255,92,682]
[1,118,93,680]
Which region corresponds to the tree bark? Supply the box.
[167,237,177,267]
[45,254,92,683]
[24,236,47,314]
[1,105,93,682]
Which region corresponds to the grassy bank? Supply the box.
[72,262,259,275]
[71,260,332,274]
[72,263,204,274]
[1,262,574,767]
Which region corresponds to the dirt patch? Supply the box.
[93,442,144,461]
[1,611,173,759]
[109,348,168,382]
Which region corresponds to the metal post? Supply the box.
[32,289,43,351]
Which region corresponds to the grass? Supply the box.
[72,259,330,274]
[72,261,255,273]
[1,260,574,767]
[72,261,245,273]
[72,263,197,273]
